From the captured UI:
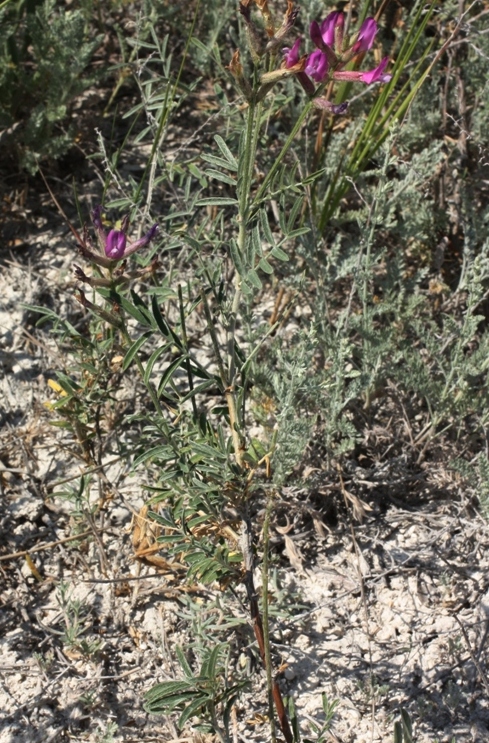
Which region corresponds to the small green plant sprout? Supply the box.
[287,691,339,743]
[394,708,413,743]
[95,721,119,743]
[143,644,247,742]
[51,475,96,538]
[56,582,101,659]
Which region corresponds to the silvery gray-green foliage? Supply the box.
[254,329,320,485]
[260,92,489,464]
[0,0,102,173]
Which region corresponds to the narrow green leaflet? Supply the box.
[196,197,238,206]
[203,644,223,680]
[151,296,183,349]
[201,153,239,171]
[177,697,207,728]
[186,514,210,530]
[175,645,193,678]
[180,379,219,403]
[214,134,238,169]
[143,343,172,387]
[144,680,194,705]
[258,257,274,274]
[251,221,263,259]
[132,445,175,467]
[144,689,198,714]
[117,294,154,328]
[259,208,275,246]
[270,245,289,261]
[158,355,188,397]
[151,296,170,337]
[229,237,244,273]
[148,510,176,529]
[122,332,152,371]
[286,195,303,233]
[204,169,237,186]
[246,268,262,290]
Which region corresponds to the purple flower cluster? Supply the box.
[283,10,392,89]
[74,206,159,270]
[92,206,159,262]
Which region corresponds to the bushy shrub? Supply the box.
[0,0,102,172]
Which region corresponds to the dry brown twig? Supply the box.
[0,528,99,562]
[240,517,293,743]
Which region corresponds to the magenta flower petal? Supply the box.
[305,50,329,83]
[310,21,324,50]
[352,17,377,53]
[105,230,127,259]
[124,224,159,257]
[360,56,391,84]
[283,38,301,68]
[321,11,343,49]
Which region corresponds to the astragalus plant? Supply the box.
[40,0,466,740]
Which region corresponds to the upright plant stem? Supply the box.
[231,92,293,742]
[226,95,263,466]
[262,493,276,743]
[252,100,312,214]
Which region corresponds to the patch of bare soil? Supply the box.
[1,206,489,743]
